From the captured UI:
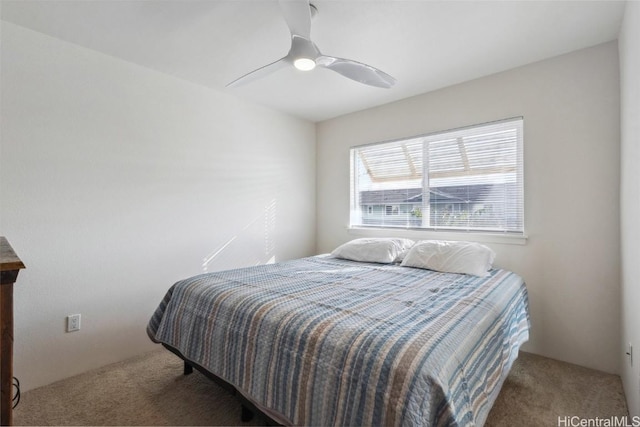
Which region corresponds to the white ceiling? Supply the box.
[1,0,626,122]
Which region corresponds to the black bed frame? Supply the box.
[162,344,281,425]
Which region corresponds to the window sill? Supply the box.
[347,226,528,246]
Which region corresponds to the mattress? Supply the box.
[147,255,530,426]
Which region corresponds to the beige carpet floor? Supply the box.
[13,350,628,426]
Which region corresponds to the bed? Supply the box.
[147,253,530,426]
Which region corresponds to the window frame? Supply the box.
[349,117,525,242]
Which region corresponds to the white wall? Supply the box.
[317,42,621,374]
[0,22,316,391]
[619,0,640,417]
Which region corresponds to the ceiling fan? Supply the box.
[227,0,396,89]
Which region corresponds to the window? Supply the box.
[350,118,524,234]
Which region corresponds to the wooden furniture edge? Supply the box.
[0,238,25,273]
[0,236,26,426]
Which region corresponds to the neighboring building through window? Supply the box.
[350,118,524,234]
[385,205,400,215]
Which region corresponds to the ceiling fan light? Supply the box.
[294,57,316,71]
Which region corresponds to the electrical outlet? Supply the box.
[67,314,81,332]
[627,342,633,366]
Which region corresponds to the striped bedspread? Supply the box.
[147,255,530,426]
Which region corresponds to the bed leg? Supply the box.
[183,361,193,375]
[241,405,254,422]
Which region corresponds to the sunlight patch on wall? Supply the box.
[202,199,278,272]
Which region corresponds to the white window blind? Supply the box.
[350,118,524,234]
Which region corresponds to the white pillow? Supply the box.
[400,240,496,277]
[331,238,415,264]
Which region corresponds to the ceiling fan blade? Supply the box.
[226,57,290,88]
[317,56,396,89]
[279,0,312,39]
